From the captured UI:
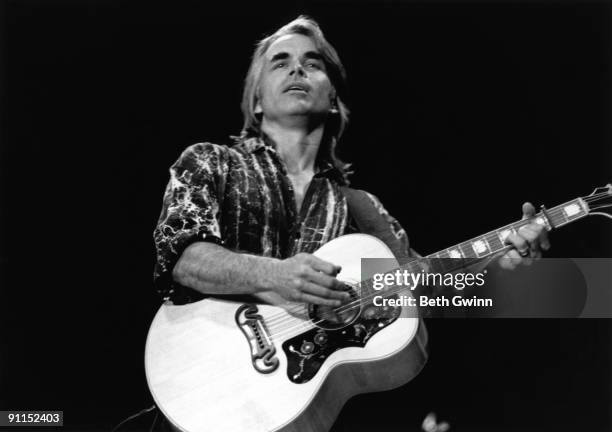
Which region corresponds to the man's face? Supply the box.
[256,34,335,123]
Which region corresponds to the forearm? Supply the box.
[172,242,277,295]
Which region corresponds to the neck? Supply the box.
[261,118,325,175]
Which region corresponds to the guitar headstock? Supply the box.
[583,184,612,220]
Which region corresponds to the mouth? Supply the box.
[283,82,310,93]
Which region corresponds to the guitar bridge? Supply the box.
[235,304,279,374]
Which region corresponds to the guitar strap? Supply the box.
[340,187,411,266]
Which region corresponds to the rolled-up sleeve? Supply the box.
[153,143,228,301]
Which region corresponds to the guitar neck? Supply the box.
[409,197,591,275]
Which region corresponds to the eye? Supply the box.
[273,62,286,69]
[305,61,321,70]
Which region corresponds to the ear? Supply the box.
[329,89,339,114]
[254,85,263,114]
[329,87,337,102]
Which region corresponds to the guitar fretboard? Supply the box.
[355,196,594,297]
[409,198,589,276]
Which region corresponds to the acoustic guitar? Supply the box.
[145,185,611,432]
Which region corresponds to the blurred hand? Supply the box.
[267,253,351,306]
[498,202,551,270]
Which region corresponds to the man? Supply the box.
[152,15,549,429]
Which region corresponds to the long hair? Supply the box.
[240,16,351,177]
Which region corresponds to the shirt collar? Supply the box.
[240,136,268,153]
[236,135,348,185]
[314,159,347,184]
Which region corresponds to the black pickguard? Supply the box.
[281,298,401,384]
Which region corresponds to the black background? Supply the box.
[1,0,611,431]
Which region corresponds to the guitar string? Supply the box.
[264,224,523,330]
[266,209,558,330]
[264,193,610,336]
[265,245,516,339]
[265,227,521,328]
[266,219,565,333]
[584,192,611,208]
[268,250,482,337]
[267,277,428,340]
[268,215,606,336]
[266,201,591,335]
[267,235,572,340]
[265,201,602,334]
[265,192,610,328]
[267,206,610,338]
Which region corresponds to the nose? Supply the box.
[289,62,306,77]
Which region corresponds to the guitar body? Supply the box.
[145,234,428,432]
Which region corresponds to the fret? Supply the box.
[486,231,504,251]
[459,242,476,259]
[443,258,461,273]
[497,227,515,246]
[501,219,536,242]
[470,237,490,257]
[549,208,566,227]
[426,248,469,275]
[557,206,570,224]
[421,257,443,274]
[427,251,455,274]
[447,247,463,259]
[404,260,421,274]
[425,257,462,274]
[512,219,532,232]
[563,202,582,218]
[545,199,588,228]
[562,200,587,222]
[414,259,430,273]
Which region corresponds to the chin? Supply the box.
[286,102,330,116]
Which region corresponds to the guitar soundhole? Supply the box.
[309,284,360,330]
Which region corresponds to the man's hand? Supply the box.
[498,202,551,270]
[265,253,351,306]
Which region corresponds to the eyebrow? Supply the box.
[269,50,324,62]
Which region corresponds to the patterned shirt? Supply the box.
[153,137,412,303]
